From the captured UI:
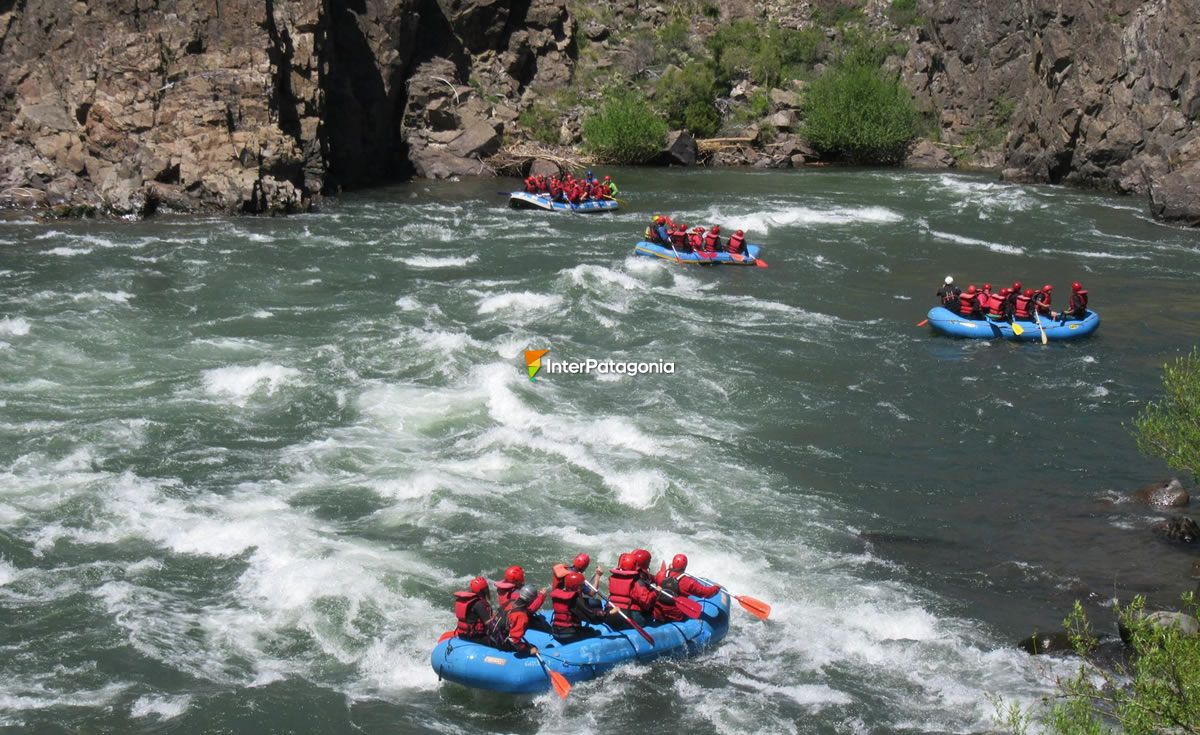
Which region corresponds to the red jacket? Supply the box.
[653,569,721,598]
[496,582,545,613]
[506,608,532,652]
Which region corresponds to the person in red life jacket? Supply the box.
[703,225,723,252]
[1066,281,1089,318]
[669,224,690,252]
[986,287,1009,318]
[496,565,546,614]
[645,215,669,245]
[656,554,721,598]
[1032,284,1053,317]
[452,576,494,642]
[591,180,605,200]
[1005,281,1023,316]
[958,285,982,319]
[689,226,707,254]
[524,176,536,194]
[602,175,614,196]
[1013,288,1034,320]
[727,229,746,255]
[551,572,606,642]
[606,553,656,627]
[548,178,561,201]
[499,585,540,655]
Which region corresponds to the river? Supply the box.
[2,168,1199,734]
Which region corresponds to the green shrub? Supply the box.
[582,89,668,163]
[748,89,771,118]
[654,62,720,137]
[657,15,689,49]
[706,21,825,88]
[812,0,865,26]
[801,62,919,163]
[1135,347,1200,479]
[887,0,924,27]
[517,102,561,146]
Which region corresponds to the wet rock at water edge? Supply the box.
[1149,163,1200,227]
[1018,630,1075,655]
[659,130,697,166]
[410,150,489,179]
[1120,610,1200,643]
[904,139,955,170]
[1154,516,1200,544]
[528,158,561,177]
[1130,477,1190,507]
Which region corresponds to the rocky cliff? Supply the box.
[1,0,1197,224]
[0,0,572,216]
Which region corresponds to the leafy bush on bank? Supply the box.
[802,62,919,163]
[582,89,668,163]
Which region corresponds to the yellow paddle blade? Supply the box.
[548,669,571,699]
[1041,330,1048,345]
[734,595,771,620]
[1011,321,1025,336]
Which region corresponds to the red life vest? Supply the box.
[704,231,720,250]
[669,230,686,246]
[986,293,1005,317]
[607,569,638,610]
[728,233,745,254]
[453,591,489,637]
[1014,294,1032,318]
[958,292,977,315]
[1070,289,1088,312]
[551,588,579,629]
[687,232,702,249]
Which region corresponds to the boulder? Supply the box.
[1018,631,1074,655]
[769,88,799,109]
[1130,478,1190,508]
[763,110,797,130]
[410,149,488,179]
[0,186,48,208]
[730,80,754,101]
[905,139,955,169]
[528,158,560,177]
[447,121,501,158]
[435,0,513,53]
[1155,516,1200,544]
[582,20,609,41]
[1192,559,1200,579]
[659,130,697,166]
[1149,163,1200,227]
[1144,611,1200,636]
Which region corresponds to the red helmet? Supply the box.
[1072,281,1082,291]
[735,230,744,236]
[1012,281,1022,292]
[670,554,688,572]
[1024,288,1034,297]
[983,283,992,291]
[469,576,488,594]
[632,549,651,569]
[604,175,611,181]
[1000,287,1011,296]
[564,572,584,591]
[653,215,664,224]
[504,565,525,585]
[617,553,636,571]
[1042,284,1052,292]
[572,553,590,571]
[966,285,976,294]
[712,226,720,233]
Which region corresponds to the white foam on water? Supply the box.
[0,558,17,586]
[406,254,479,269]
[393,295,422,311]
[46,246,93,256]
[0,317,31,336]
[130,694,191,720]
[1040,247,1148,261]
[708,205,903,234]
[252,310,273,319]
[477,291,563,315]
[72,290,133,303]
[200,362,302,407]
[605,469,669,509]
[929,229,1025,255]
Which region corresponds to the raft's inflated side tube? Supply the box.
[926,306,1100,341]
[508,191,619,213]
[633,241,763,266]
[430,592,731,694]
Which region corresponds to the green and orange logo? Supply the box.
[525,349,550,381]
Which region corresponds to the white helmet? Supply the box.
[944,275,954,285]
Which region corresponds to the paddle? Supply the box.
[1034,309,1048,345]
[533,650,571,699]
[603,195,628,207]
[1010,318,1025,336]
[916,318,929,327]
[437,630,456,643]
[681,573,771,620]
[584,581,656,645]
[645,581,703,619]
[667,239,685,265]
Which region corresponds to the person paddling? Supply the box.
[551,553,604,600]
[497,566,545,614]
[551,572,606,642]
[1013,288,1034,321]
[452,577,494,642]
[655,554,720,599]
[958,285,982,318]
[499,585,540,656]
[606,553,656,627]
[937,276,959,309]
[1065,281,1089,318]
[727,229,746,255]
[1033,284,1053,317]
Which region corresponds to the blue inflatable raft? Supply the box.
[926,306,1101,341]
[430,591,731,694]
[509,191,619,213]
[633,241,765,266]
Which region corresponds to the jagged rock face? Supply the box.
[905,0,1200,205]
[0,0,574,213]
